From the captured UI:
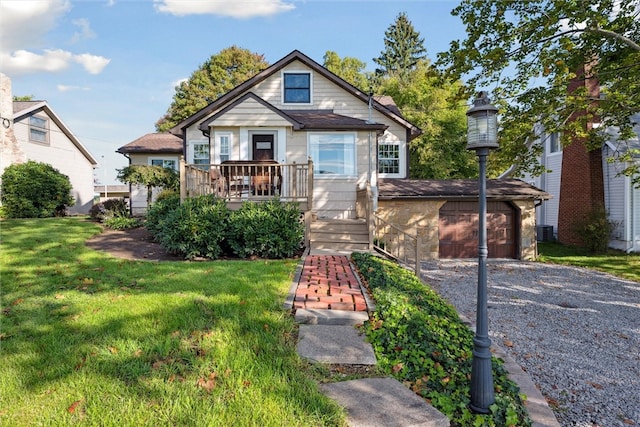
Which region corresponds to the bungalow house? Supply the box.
[0,73,98,214]
[118,50,549,260]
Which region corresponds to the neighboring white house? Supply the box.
[525,119,640,253]
[0,73,98,214]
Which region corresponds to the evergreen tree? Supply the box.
[374,12,427,80]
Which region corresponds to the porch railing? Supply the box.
[179,158,313,210]
[373,213,422,276]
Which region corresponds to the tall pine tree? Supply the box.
[374,12,427,80]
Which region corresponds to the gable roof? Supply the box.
[117,133,183,154]
[170,50,421,139]
[13,101,98,165]
[378,178,551,201]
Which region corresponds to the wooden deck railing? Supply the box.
[179,158,313,210]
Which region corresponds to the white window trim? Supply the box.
[213,132,233,163]
[29,114,49,144]
[377,140,405,178]
[308,132,357,178]
[188,139,209,164]
[281,70,313,105]
[547,132,562,156]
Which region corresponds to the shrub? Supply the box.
[157,194,230,260]
[1,161,74,218]
[351,252,531,427]
[103,214,141,230]
[227,198,304,259]
[572,206,618,253]
[89,198,129,222]
[145,192,180,239]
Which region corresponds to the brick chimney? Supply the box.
[557,63,605,246]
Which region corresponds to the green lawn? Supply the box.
[537,241,640,283]
[0,218,345,426]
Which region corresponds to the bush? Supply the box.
[145,192,180,239]
[157,194,230,260]
[351,252,531,427]
[1,161,74,218]
[572,207,618,253]
[103,214,141,230]
[89,198,129,222]
[227,198,304,259]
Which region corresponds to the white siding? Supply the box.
[127,153,179,216]
[13,113,96,214]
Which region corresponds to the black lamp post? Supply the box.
[466,91,499,413]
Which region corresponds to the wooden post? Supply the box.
[307,158,313,210]
[179,156,186,203]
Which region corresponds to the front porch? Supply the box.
[179,158,314,211]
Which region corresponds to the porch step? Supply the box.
[310,219,370,252]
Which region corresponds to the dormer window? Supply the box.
[283,72,311,104]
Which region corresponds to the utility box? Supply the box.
[536,225,554,242]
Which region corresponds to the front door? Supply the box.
[252,134,274,161]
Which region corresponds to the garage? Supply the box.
[375,178,551,261]
[439,201,517,259]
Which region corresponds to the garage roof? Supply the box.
[378,178,551,201]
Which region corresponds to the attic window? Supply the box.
[29,115,48,144]
[283,72,311,103]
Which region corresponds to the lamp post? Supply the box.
[466,91,499,413]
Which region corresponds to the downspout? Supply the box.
[366,89,378,211]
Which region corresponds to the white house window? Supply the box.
[309,133,356,176]
[215,133,231,163]
[549,132,561,153]
[193,142,210,167]
[29,115,48,144]
[150,159,177,170]
[378,142,400,174]
[283,72,311,103]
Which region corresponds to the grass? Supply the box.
[0,218,346,426]
[537,241,640,283]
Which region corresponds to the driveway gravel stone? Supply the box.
[420,260,640,427]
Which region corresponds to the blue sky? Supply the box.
[0,0,467,184]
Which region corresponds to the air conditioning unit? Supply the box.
[536,225,554,242]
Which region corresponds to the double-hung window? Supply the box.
[215,133,231,163]
[378,142,400,175]
[309,133,356,177]
[29,115,48,144]
[283,72,311,104]
[548,132,561,154]
[192,142,210,169]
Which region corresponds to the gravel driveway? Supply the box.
[420,260,640,427]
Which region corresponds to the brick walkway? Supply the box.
[293,255,368,311]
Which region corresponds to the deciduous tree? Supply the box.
[438,0,640,183]
[117,165,179,208]
[156,46,269,132]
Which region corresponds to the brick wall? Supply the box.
[557,64,604,245]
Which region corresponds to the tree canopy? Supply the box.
[323,51,370,90]
[438,0,640,183]
[373,11,427,80]
[156,46,269,132]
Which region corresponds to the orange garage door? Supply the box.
[439,201,517,259]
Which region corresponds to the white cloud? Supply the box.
[58,84,90,92]
[74,53,111,74]
[0,0,110,77]
[71,18,96,43]
[154,0,295,18]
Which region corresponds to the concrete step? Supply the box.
[296,324,377,365]
[295,308,369,325]
[311,241,370,251]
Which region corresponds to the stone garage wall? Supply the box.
[376,198,539,261]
